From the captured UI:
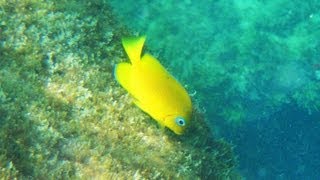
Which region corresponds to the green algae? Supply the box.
[0,0,238,179]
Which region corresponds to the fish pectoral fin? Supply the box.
[133,98,165,126]
[114,62,132,91]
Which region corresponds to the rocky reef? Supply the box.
[0,0,238,179]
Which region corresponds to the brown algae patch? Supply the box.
[0,0,238,179]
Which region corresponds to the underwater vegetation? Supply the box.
[108,0,320,179]
[109,0,320,126]
[0,0,238,179]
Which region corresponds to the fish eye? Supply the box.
[175,117,186,127]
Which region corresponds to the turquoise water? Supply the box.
[110,0,320,179]
[1,0,319,178]
[0,1,236,178]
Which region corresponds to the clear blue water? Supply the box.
[109,0,320,179]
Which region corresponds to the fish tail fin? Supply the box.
[114,62,132,91]
[122,36,146,65]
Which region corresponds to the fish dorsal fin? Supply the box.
[122,36,146,65]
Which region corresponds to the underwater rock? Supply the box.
[0,0,238,179]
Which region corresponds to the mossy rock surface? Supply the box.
[0,0,238,179]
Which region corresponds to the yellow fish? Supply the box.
[114,36,192,135]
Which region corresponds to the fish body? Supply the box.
[114,36,192,135]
